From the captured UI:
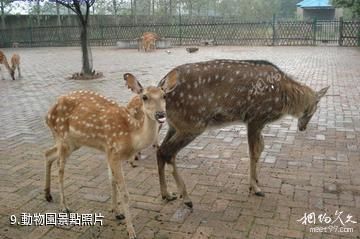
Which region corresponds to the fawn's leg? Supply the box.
[247,124,265,197]
[108,153,136,239]
[107,165,125,220]
[18,65,21,78]
[44,146,58,202]
[57,143,71,212]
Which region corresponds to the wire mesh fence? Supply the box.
[0,19,359,48]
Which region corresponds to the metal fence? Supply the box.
[0,19,359,48]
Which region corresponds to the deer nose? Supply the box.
[155,111,166,119]
[155,111,166,123]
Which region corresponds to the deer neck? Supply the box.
[283,82,315,118]
[130,107,159,152]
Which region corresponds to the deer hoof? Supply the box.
[255,191,265,197]
[115,214,125,220]
[184,201,193,208]
[130,162,138,168]
[61,207,71,213]
[162,193,177,202]
[45,193,53,202]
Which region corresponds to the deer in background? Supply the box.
[11,53,21,80]
[156,60,329,208]
[0,50,15,80]
[139,32,160,52]
[44,73,177,239]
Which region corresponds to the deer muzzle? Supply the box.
[155,111,166,124]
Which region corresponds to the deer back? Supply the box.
[46,91,139,153]
[160,60,304,130]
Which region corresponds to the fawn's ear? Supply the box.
[160,69,178,94]
[124,73,143,94]
[316,86,330,102]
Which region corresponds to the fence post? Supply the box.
[29,20,33,48]
[312,18,317,45]
[101,24,104,46]
[272,14,276,46]
[338,17,343,46]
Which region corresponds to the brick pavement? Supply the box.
[0,46,359,239]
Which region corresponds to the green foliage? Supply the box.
[333,0,360,17]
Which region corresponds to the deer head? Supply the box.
[298,86,329,131]
[124,71,177,124]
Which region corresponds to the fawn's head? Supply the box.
[124,70,177,124]
[298,86,329,131]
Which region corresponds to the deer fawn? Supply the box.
[156,60,329,208]
[0,50,15,80]
[44,73,177,239]
[11,53,21,80]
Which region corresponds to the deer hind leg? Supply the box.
[57,142,73,212]
[44,146,58,202]
[157,125,202,208]
[108,154,136,239]
[107,165,125,220]
[247,125,265,197]
[17,65,21,78]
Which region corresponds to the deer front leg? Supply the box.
[157,130,201,208]
[156,154,177,202]
[18,65,21,78]
[247,125,265,197]
[107,166,125,220]
[170,156,192,208]
[108,155,136,239]
[44,146,58,202]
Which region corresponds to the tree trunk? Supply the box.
[36,0,41,27]
[80,23,92,75]
[56,2,61,26]
[1,0,5,29]
[133,0,137,24]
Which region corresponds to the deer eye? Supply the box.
[142,95,148,101]
[163,94,166,99]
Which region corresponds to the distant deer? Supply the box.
[44,73,177,239]
[11,53,21,80]
[156,60,329,208]
[0,50,15,80]
[139,32,160,52]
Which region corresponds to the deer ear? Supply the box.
[124,73,143,94]
[316,86,329,101]
[161,69,178,93]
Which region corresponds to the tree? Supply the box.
[54,0,96,77]
[0,0,14,29]
[333,0,360,17]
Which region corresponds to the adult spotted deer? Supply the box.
[44,73,177,239]
[10,53,21,80]
[139,32,160,52]
[157,59,329,208]
[0,50,15,80]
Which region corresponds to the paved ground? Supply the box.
[0,46,359,239]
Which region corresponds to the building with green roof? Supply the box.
[296,0,343,20]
